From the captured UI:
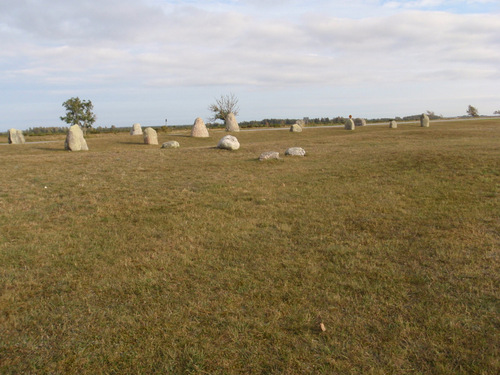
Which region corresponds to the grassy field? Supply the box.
[1,120,499,374]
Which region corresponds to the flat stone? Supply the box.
[259,151,280,161]
[285,147,306,156]
[161,141,180,148]
[217,135,240,150]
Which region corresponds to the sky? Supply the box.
[1,0,499,131]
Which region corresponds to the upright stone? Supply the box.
[130,123,143,135]
[143,127,158,145]
[420,113,430,127]
[389,120,398,129]
[225,112,240,132]
[8,129,25,144]
[354,118,366,127]
[191,117,209,138]
[296,119,305,128]
[217,135,240,150]
[290,124,303,133]
[65,125,88,151]
[345,118,355,130]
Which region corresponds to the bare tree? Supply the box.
[208,93,240,122]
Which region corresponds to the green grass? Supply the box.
[1,120,499,374]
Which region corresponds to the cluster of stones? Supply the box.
[8,129,25,144]
[258,147,306,161]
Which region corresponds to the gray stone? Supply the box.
[143,127,158,145]
[191,117,209,138]
[225,112,240,132]
[345,119,355,130]
[130,123,143,135]
[161,141,180,149]
[354,118,366,127]
[217,135,240,150]
[8,129,25,144]
[65,125,88,151]
[389,120,398,129]
[290,124,303,133]
[420,113,430,127]
[285,147,306,156]
[259,151,280,161]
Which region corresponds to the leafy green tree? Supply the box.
[208,93,240,122]
[466,105,479,117]
[60,97,96,135]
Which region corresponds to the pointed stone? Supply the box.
[225,112,240,132]
[191,117,209,137]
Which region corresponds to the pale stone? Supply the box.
[8,129,25,144]
[420,113,430,127]
[65,125,88,151]
[259,151,280,161]
[354,118,366,127]
[296,119,306,128]
[217,135,240,150]
[143,127,158,145]
[191,117,209,138]
[285,147,306,156]
[290,124,303,133]
[225,112,240,132]
[161,141,180,148]
[389,120,398,129]
[130,123,143,135]
[345,119,355,130]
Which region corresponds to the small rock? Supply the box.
[320,322,326,332]
[130,123,143,135]
[259,151,280,161]
[290,124,303,133]
[143,127,158,145]
[345,118,355,130]
[217,135,240,150]
[161,141,180,149]
[285,147,306,156]
[8,128,25,144]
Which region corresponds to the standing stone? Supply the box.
[161,141,180,149]
[65,125,88,151]
[285,147,306,156]
[143,127,158,145]
[420,113,430,127]
[354,118,366,127]
[217,135,240,150]
[130,123,143,135]
[259,151,280,161]
[345,118,355,130]
[8,129,25,144]
[225,112,240,132]
[389,120,398,129]
[191,117,209,138]
[296,119,306,128]
[290,124,303,133]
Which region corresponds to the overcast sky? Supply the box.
[1,0,499,131]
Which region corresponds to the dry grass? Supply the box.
[1,120,499,374]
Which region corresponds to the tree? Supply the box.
[208,93,240,122]
[466,105,479,117]
[494,110,500,115]
[60,97,96,135]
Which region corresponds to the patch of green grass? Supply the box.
[1,120,499,374]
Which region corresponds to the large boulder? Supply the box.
[130,123,143,135]
[290,124,303,133]
[345,118,355,130]
[389,120,398,129]
[420,113,430,127]
[217,135,240,150]
[259,151,280,161]
[285,147,306,156]
[225,112,240,132]
[191,117,209,138]
[161,141,180,149]
[65,125,88,151]
[8,128,25,144]
[354,118,366,127]
[143,127,158,145]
